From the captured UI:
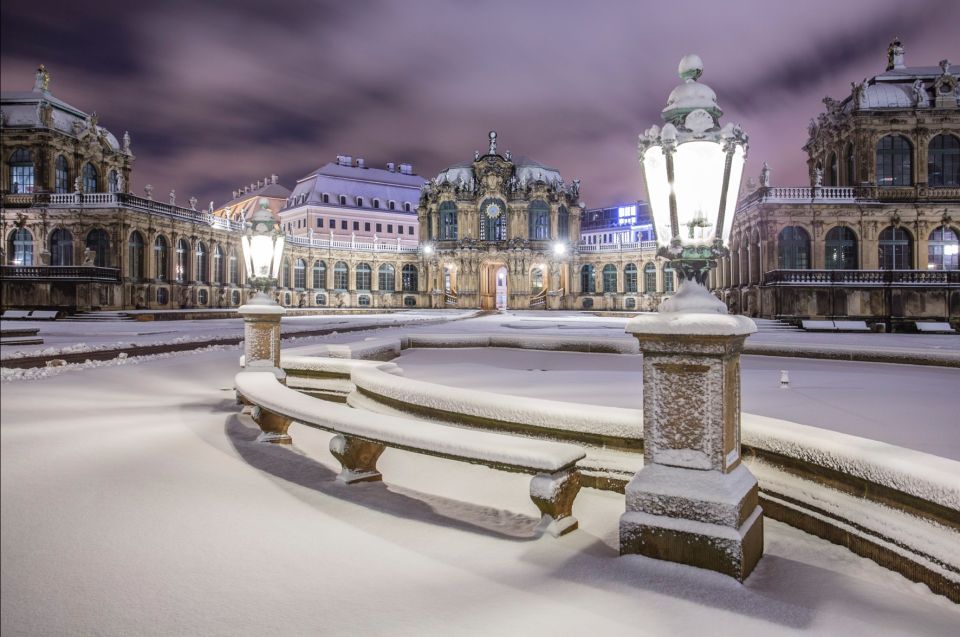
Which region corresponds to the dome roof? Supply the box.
[663,81,719,115]
[433,160,473,185]
[856,82,915,109]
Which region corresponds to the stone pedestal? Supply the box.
[620,281,763,581]
[237,298,287,442]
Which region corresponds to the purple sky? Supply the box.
[2,0,957,208]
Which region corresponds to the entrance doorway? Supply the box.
[495,266,508,310]
[479,262,508,310]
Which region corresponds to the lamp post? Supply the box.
[619,55,763,581]
[238,198,286,382]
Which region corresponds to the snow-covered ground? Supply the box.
[2,344,958,636]
[394,347,960,461]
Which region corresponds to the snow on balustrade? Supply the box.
[763,269,959,286]
[285,234,418,253]
[761,186,855,202]
[577,240,658,253]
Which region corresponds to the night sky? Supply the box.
[2,0,957,208]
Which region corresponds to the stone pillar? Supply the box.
[620,282,763,581]
[238,301,286,393]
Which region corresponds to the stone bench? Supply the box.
[28,310,60,320]
[801,320,870,332]
[1,310,31,320]
[234,371,587,537]
[832,320,870,332]
[800,320,836,331]
[915,322,956,334]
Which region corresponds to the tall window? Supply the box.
[777,226,811,269]
[479,198,506,241]
[213,245,224,284]
[356,263,371,290]
[293,258,306,288]
[557,206,569,240]
[9,149,34,193]
[313,260,326,288]
[195,241,208,283]
[528,200,550,240]
[128,231,145,279]
[86,229,110,267]
[439,201,458,240]
[108,170,119,193]
[50,228,73,266]
[845,144,856,186]
[663,264,675,293]
[580,264,596,294]
[928,227,959,270]
[878,226,912,270]
[8,228,34,265]
[229,252,238,284]
[624,263,638,293]
[824,226,857,270]
[602,264,617,293]
[176,238,189,282]
[826,153,838,187]
[876,135,912,186]
[333,262,348,289]
[55,155,69,193]
[402,264,418,292]
[644,263,657,293]
[928,134,960,187]
[379,264,395,291]
[82,162,98,193]
[531,267,544,293]
[154,236,168,280]
[279,261,290,288]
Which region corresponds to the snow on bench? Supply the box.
[832,320,870,332]
[234,371,587,537]
[1,310,31,320]
[915,322,956,334]
[800,320,836,332]
[801,320,870,332]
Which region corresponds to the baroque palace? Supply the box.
[2,39,957,324]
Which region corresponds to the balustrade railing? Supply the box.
[285,234,419,253]
[762,269,959,286]
[0,265,121,282]
[577,240,658,253]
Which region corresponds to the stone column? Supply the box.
[620,282,763,581]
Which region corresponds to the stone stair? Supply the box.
[61,311,134,322]
[752,318,801,333]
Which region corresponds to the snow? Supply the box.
[3,326,960,635]
[621,506,763,543]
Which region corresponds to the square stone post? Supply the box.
[620,281,763,581]
[237,300,288,443]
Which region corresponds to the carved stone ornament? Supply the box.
[684,108,713,135]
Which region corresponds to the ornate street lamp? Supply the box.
[620,55,763,581]
[240,198,286,304]
[237,200,288,422]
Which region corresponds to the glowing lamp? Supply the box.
[241,198,285,301]
[638,54,747,283]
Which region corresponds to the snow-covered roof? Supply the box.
[433,155,563,185]
[286,161,426,209]
[1,87,121,151]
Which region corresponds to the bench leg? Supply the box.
[330,434,385,484]
[251,406,292,444]
[530,469,581,537]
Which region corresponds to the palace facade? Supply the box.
[717,40,959,325]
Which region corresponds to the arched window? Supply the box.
[128,231,145,279]
[528,200,550,240]
[9,149,34,193]
[624,263,638,293]
[356,263,372,290]
[826,153,838,187]
[154,236,168,280]
[876,135,912,186]
[644,263,657,293]
[530,267,544,293]
[338,195,347,206]
[279,260,290,288]
[825,227,857,270]
[175,238,189,282]
[845,143,856,186]
[580,264,596,294]
[333,261,348,289]
[602,264,618,293]
[322,193,330,204]
[663,264,676,293]
[777,226,811,269]
[404,202,412,212]
[479,198,506,241]
[928,134,960,187]
[373,198,381,209]
[878,226,913,270]
[388,200,396,211]
[355,196,364,207]
[439,201,458,240]
[108,170,119,193]
[8,228,34,265]
[313,260,326,288]
[213,245,224,284]
[229,252,238,284]
[378,263,395,291]
[50,228,73,266]
[928,227,959,270]
[293,258,306,288]
[194,241,208,283]
[86,229,110,267]
[55,155,69,194]
[557,206,569,240]
[402,264,418,292]
[82,162,98,193]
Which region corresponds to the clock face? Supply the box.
[484,202,502,219]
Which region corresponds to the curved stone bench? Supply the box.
[234,371,587,537]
